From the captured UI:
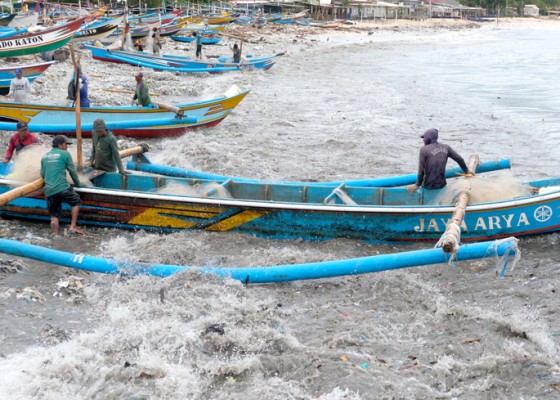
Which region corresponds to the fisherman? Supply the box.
[230,41,243,63]
[152,27,162,56]
[407,128,473,195]
[40,135,83,235]
[132,71,151,108]
[2,121,40,165]
[193,31,202,59]
[134,39,144,52]
[88,118,127,174]
[67,70,90,108]
[6,68,38,103]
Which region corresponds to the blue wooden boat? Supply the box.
[85,45,242,73]
[126,153,512,188]
[170,35,222,45]
[0,238,519,281]
[0,60,56,95]
[91,46,287,72]
[0,88,250,138]
[0,163,558,242]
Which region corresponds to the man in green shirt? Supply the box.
[40,135,83,235]
[132,72,151,108]
[89,118,126,174]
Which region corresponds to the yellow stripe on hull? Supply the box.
[205,210,267,231]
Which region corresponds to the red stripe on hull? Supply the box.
[46,118,226,138]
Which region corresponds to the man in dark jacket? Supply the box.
[407,128,473,194]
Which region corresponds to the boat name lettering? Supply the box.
[0,35,45,48]
[80,28,98,36]
[414,213,531,233]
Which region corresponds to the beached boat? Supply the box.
[0,237,519,281]
[0,60,56,95]
[170,35,222,45]
[0,163,558,242]
[71,17,122,42]
[0,88,250,138]
[0,17,85,57]
[87,45,285,72]
[85,45,243,73]
[0,13,16,27]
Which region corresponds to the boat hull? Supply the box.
[0,172,558,242]
[0,17,85,57]
[0,89,250,138]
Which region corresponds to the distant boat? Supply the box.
[0,17,85,58]
[0,13,16,27]
[72,17,122,42]
[170,35,222,45]
[0,60,56,95]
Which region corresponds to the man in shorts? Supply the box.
[40,135,83,235]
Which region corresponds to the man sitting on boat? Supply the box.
[6,68,39,103]
[132,72,151,108]
[2,121,40,165]
[88,118,127,175]
[407,128,473,194]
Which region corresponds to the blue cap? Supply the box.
[15,68,23,75]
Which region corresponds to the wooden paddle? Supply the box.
[0,145,149,207]
[437,155,480,253]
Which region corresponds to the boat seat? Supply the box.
[83,168,106,181]
[323,184,357,205]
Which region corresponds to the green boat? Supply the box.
[0,17,85,58]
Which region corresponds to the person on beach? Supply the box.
[230,41,243,63]
[40,135,83,235]
[2,121,40,165]
[135,39,144,52]
[88,118,127,174]
[6,68,38,103]
[132,72,151,108]
[67,70,90,108]
[193,32,202,59]
[407,128,473,194]
[152,27,162,56]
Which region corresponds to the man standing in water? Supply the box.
[40,135,83,235]
[2,121,40,164]
[407,128,473,194]
[132,72,151,108]
[89,118,127,174]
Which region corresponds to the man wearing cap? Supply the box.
[88,118,126,174]
[407,128,473,195]
[132,72,151,108]
[40,135,83,235]
[2,121,40,164]
[6,68,38,103]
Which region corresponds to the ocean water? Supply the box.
[0,22,559,399]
